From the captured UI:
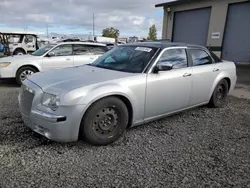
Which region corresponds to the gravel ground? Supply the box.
[0,84,250,188]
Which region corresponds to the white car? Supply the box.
[0,42,108,84]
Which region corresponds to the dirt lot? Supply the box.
[0,67,250,187]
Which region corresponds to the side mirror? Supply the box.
[153,62,173,73]
[47,51,55,57]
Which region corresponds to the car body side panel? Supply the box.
[189,64,218,105]
[42,56,74,71]
[60,74,147,125]
[208,61,237,98]
[144,67,193,119]
[0,55,43,78]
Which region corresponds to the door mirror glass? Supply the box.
[48,51,55,57]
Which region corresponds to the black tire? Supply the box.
[16,66,37,85]
[208,79,229,108]
[14,49,26,55]
[80,97,129,146]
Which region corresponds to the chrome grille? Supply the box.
[19,84,35,116]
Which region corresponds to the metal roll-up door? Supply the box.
[222,2,250,62]
[172,8,211,46]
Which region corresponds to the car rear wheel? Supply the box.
[16,66,37,85]
[80,97,129,146]
[208,79,229,108]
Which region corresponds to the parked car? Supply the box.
[18,42,237,146]
[0,42,108,84]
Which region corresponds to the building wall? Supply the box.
[161,0,249,57]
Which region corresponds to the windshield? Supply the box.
[31,45,55,56]
[91,46,158,73]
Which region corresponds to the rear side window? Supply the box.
[189,49,213,66]
[73,44,90,55]
[89,45,108,55]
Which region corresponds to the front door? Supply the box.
[42,44,74,71]
[187,49,219,105]
[144,48,193,119]
[24,35,37,52]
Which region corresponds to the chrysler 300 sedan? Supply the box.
[18,42,237,145]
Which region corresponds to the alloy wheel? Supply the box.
[20,70,34,82]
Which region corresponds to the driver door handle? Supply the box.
[183,73,192,77]
[66,58,71,61]
[213,68,219,72]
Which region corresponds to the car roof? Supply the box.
[120,41,206,50]
[56,41,107,46]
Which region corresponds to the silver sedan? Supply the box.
[18,42,237,145]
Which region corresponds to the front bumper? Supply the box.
[20,106,85,142]
[0,66,14,78]
[19,80,86,143]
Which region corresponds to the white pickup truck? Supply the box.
[0,42,108,84]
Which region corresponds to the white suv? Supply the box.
[0,42,108,84]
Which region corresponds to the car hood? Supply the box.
[0,54,41,62]
[28,65,137,94]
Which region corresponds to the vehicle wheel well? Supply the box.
[113,95,133,127]
[81,95,133,128]
[223,77,231,91]
[13,48,26,54]
[16,65,39,76]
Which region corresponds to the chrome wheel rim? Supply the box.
[20,70,34,82]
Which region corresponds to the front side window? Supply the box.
[31,45,55,56]
[90,46,158,73]
[190,49,213,66]
[73,44,90,55]
[158,48,187,69]
[51,44,73,56]
[25,35,35,43]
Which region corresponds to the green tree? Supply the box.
[147,24,157,40]
[102,27,120,38]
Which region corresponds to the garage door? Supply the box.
[222,2,250,62]
[172,8,211,46]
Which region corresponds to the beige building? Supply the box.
[155,0,250,63]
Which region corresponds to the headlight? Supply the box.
[41,93,60,111]
[0,62,11,67]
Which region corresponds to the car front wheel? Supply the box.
[16,66,37,85]
[208,79,229,108]
[80,97,129,146]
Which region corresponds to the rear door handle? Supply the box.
[66,58,71,61]
[183,73,192,77]
[213,68,219,72]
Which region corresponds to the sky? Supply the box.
[0,0,165,38]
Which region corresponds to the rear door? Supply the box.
[188,48,219,105]
[42,44,74,71]
[73,44,96,66]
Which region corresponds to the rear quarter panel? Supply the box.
[209,61,237,98]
